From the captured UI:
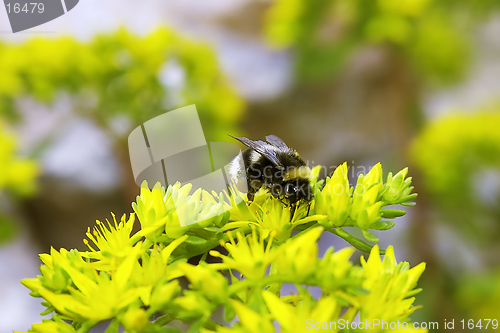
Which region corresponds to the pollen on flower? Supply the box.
[81,213,137,267]
[82,238,95,252]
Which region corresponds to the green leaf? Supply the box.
[222,221,255,231]
[294,214,328,226]
[159,328,184,333]
[103,320,119,333]
[154,234,174,243]
[362,229,379,243]
[400,193,418,204]
[184,235,208,246]
[380,209,406,218]
[203,227,223,233]
[224,301,236,322]
[370,220,396,230]
[332,227,385,254]
[405,288,423,297]
[40,306,55,316]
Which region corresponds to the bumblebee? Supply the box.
[228,134,312,213]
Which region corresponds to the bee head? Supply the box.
[271,178,312,204]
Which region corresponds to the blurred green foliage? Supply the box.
[0,215,17,244]
[0,122,38,195]
[455,270,500,324]
[0,28,244,141]
[409,110,500,332]
[264,1,500,327]
[0,27,244,245]
[264,0,499,83]
[0,121,39,243]
[411,111,500,239]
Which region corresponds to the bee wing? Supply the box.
[229,135,284,170]
[265,135,292,152]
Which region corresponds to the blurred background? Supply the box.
[1,0,500,332]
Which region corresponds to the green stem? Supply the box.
[183,226,253,261]
[75,321,98,333]
[203,318,221,330]
[325,227,383,254]
[153,313,175,326]
[265,259,283,294]
[343,306,359,322]
[289,223,320,240]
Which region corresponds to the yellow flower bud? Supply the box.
[316,162,352,227]
[122,308,149,332]
[276,227,322,280]
[179,263,228,303]
[150,280,180,312]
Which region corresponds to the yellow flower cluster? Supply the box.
[18,163,425,333]
[315,162,416,248]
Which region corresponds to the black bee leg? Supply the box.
[246,191,255,205]
[290,204,296,220]
[306,202,311,216]
[278,197,288,207]
[246,178,262,205]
